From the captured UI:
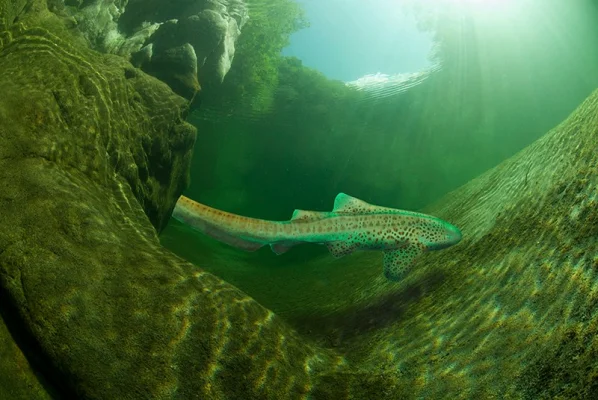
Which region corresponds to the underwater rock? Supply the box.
[0,1,27,28]
[0,316,55,399]
[52,0,248,101]
[137,40,201,101]
[0,3,339,399]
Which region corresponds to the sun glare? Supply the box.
[453,0,503,3]
[450,0,511,7]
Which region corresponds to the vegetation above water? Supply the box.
[202,0,308,115]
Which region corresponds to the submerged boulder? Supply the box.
[0,4,337,399]
[50,0,249,102]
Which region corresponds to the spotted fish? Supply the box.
[172,193,462,281]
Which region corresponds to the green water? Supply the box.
[183,0,598,216]
[165,0,598,295]
[160,0,598,398]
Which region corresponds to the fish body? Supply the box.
[172,193,462,281]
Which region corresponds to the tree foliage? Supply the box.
[199,0,308,116]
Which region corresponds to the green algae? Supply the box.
[0,309,57,400]
[0,4,341,398]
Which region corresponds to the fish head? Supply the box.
[382,215,461,281]
[418,216,462,251]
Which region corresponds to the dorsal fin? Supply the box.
[332,193,376,214]
[291,209,329,221]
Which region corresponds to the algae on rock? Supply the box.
[52,0,250,101]
[0,3,340,399]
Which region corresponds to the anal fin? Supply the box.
[270,241,299,255]
[383,246,424,281]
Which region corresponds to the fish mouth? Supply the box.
[427,223,462,251]
[449,224,463,244]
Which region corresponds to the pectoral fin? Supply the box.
[326,241,358,258]
[383,246,424,281]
